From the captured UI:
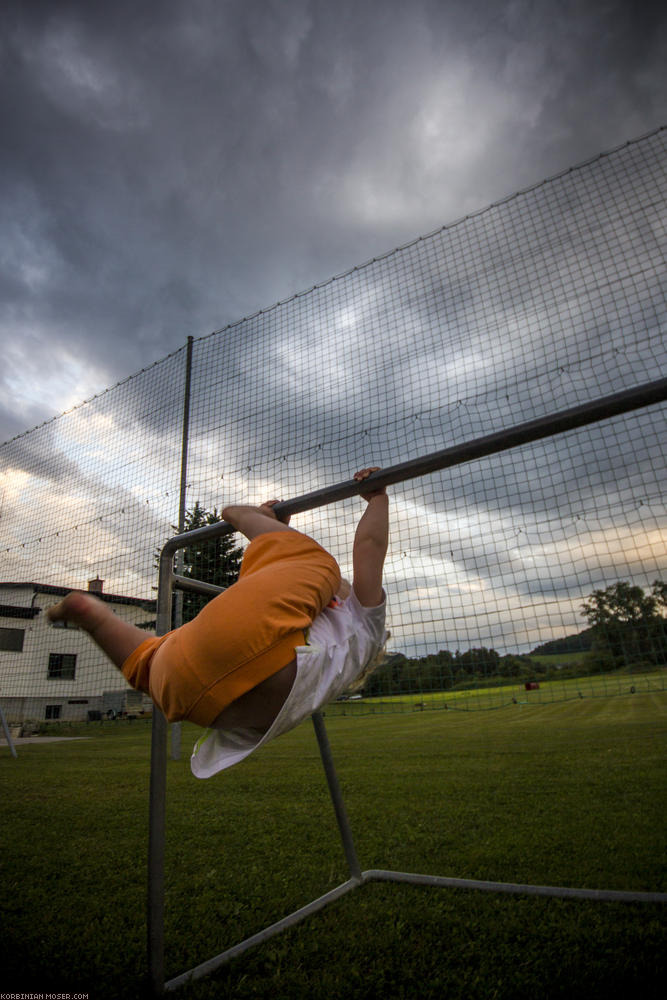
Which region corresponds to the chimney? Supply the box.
[88,577,104,594]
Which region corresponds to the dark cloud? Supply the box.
[1,0,666,445]
[1,0,665,653]
[0,425,81,485]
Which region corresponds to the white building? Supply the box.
[0,579,155,723]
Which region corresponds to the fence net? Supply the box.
[1,127,666,726]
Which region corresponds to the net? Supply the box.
[1,127,666,726]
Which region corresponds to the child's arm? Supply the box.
[352,468,389,608]
[221,501,293,541]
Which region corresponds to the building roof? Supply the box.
[0,582,156,611]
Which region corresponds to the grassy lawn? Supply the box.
[1,693,666,999]
[327,668,667,715]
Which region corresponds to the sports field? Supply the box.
[1,692,666,999]
[327,668,666,716]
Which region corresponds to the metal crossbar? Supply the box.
[149,378,667,995]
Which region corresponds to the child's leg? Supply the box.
[47,593,150,669]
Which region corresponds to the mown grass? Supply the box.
[326,667,666,716]
[1,694,666,999]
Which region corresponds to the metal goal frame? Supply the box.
[148,378,667,995]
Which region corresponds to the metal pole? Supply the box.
[164,878,361,992]
[159,376,667,551]
[363,869,667,904]
[275,376,667,517]
[177,335,194,536]
[148,709,168,996]
[171,336,194,763]
[0,703,17,758]
[312,712,362,881]
[147,448,182,996]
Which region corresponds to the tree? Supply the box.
[581,580,667,669]
[455,647,500,677]
[581,581,660,627]
[174,502,244,622]
[499,654,532,679]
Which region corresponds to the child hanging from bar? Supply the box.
[46,468,389,776]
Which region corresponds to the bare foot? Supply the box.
[46,592,110,633]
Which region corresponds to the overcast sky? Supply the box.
[1,0,666,446]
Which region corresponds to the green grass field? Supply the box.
[327,668,666,716]
[1,692,666,999]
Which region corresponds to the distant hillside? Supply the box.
[531,627,594,656]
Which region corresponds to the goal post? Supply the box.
[148,376,667,995]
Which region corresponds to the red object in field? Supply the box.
[525,682,540,691]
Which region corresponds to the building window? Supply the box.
[48,653,77,680]
[45,705,62,720]
[0,627,25,652]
